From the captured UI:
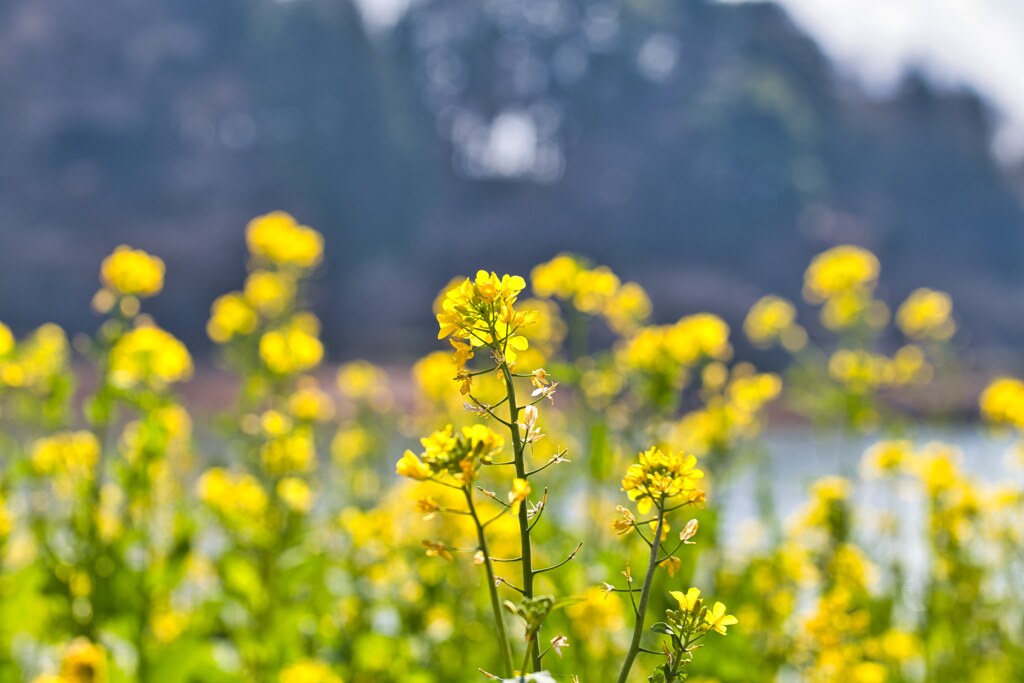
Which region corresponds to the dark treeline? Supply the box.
[2,0,1023,360]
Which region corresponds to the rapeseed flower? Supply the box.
[246,211,324,269]
[279,659,343,683]
[59,638,108,683]
[207,292,258,343]
[259,318,324,375]
[621,447,704,514]
[803,245,879,302]
[396,424,504,486]
[99,245,165,298]
[109,325,193,389]
[896,287,955,340]
[436,271,535,366]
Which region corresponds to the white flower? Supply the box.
[518,404,544,444]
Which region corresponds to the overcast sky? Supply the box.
[724,0,1024,161]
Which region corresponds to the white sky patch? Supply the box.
[720,0,1024,162]
[351,0,412,37]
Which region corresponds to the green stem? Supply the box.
[519,635,536,683]
[465,488,515,677]
[617,505,666,683]
[499,361,541,672]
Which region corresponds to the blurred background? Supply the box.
[4,0,1024,362]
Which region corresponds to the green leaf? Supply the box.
[650,621,674,636]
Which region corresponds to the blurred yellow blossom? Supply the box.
[980,376,1024,430]
[99,245,165,298]
[244,270,296,317]
[197,468,269,519]
[896,288,955,340]
[0,321,13,357]
[59,638,108,683]
[246,211,324,269]
[259,319,324,375]
[109,325,193,389]
[278,477,315,513]
[207,292,258,343]
[279,659,343,683]
[31,431,101,483]
[744,295,805,350]
[803,245,879,302]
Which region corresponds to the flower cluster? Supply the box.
[743,295,807,351]
[246,211,324,270]
[397,424,504,486]
[803,245,887,331]
[531,253,651,333]
[895,287,955,341]
[436,271,536,370]
[621,447,705,514]
[108,324,193,390]
[979,376,1024,430]
[100,245,165,297]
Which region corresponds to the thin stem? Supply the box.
[617,504,666,683]
[499,359,541,672]
[535,542,583,574]
[465,487,515,677]
[527,488,549,532]
[519,635,536,683]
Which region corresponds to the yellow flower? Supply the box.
[910,442,961,496]
[197,468,269,519]
[244,270,296,317]
[621,447,705,514]
[828,349,889,393]
[803,245,879,302]
[602,281,652,334]
[59,638,108,683]
[261,428,316,475]
[396,450,431,480]
[531,254,583,300]
[980,376,1024,430]
[109,325,193,389]
[279,659,343,683]
[100,245,165,298]
[896,287,955,340]
[667,314,731,365]
[670,587,702,613]
[336,362,391,409]
[0,321,13,357]
[0,323,68,389]
[207,292,258,343]
[413,351,459,404]
[31,431,101,482]
[573,265,620,314]
[659,555,681,576]
[288,380,334,421]
[259,319,324,375]
[397,424,504,486]
[703,601,738,635]
[332,425,371,464]
[246,211,324,269]
[508,477,531,514]
[278,477,314,513]
[744,295,804,348]
[0,499,10,539]
[860,440,913,478]
[436,271,535,366]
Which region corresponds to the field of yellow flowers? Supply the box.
[1,212,1023,683]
